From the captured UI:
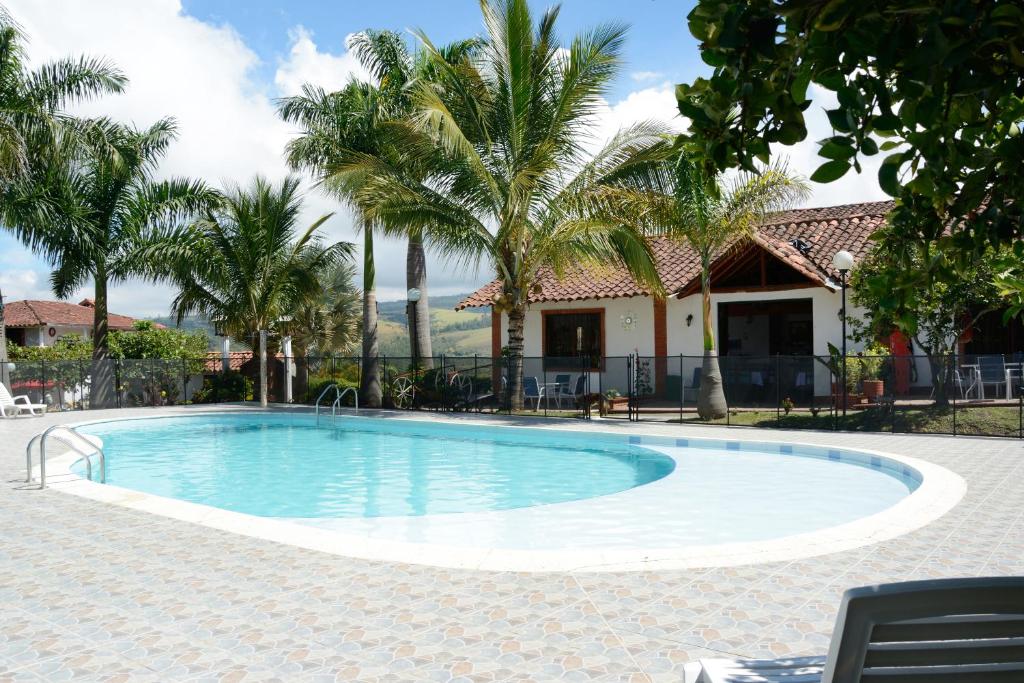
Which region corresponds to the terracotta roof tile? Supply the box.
[3,299,142,330]
[457,200,893,309]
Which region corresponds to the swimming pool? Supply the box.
[56,410,963,570]
[73,413,675,517]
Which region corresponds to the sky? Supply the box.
[0,0,888,317]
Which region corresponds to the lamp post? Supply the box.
[407,287,421,369]
[832,250,855,418]
[278,315,294,404]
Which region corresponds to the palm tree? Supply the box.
[0,7,126,184]
[655,154,809,419]
[168,175,353,406]
[325,0,673,409]
[291,260,362,356]
[2,117,217,407]
[279,33,477,404]
[0,6,125,388]
[279,80,386,406]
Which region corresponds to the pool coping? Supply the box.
[34,408,967,573]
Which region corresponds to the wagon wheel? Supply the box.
[392,376,415,409]
[450,373,473,402]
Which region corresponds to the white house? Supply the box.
[3,298,150,347]
[459,201,967,403]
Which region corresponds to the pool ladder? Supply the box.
[25,425,106,490]
[315,383,358,424]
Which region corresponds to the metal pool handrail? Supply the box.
[315,384,358,424]
[26,425,106,490]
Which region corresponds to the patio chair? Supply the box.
[551,373,571,407]
[522,376,544,411]
[685,576,1024,683]
[0,383,47,418]
[555,374,587,409]
[977,354,1009,400]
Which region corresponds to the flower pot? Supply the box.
[862,379,884,402]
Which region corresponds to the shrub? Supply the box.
[192,371,253,403]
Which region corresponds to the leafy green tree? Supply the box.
[327,0,673,409]
[675,0,1024,315]
[8,334,92,406]
[109,320,209,406]
[167,176,353,406]
[850,245,1011,407]
[649,155,808,419]
[2,118,217,407]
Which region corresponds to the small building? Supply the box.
[460,201,1021,401]
[3,298,152,347]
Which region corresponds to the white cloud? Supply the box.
[772,85,889,207]
[0,269,41,300]
[589,83,685,153]
[274,27,369,96]
[630,70,663,82]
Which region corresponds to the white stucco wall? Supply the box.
[491,284,942,398]
[15,324,91,347]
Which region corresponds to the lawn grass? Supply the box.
[671,405,1022,437]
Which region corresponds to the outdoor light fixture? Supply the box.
[832,250,854,273]
[686,314,693,327]
[213,319,226,337]
[407,288,421,303]
[833,250,855,419]
[620,311,636,331]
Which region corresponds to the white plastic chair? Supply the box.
[0,383,47,418]
[555,374,587,408]
[522,376,544,411]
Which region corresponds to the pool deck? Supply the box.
[2,405,1022,682]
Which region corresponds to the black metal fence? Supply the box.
[7,352,1023,438]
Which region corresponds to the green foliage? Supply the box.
[8,334,91,362]
[167,176,353,346]
[192,371,253,403]
[849,244,1008,404]
[677,0,1024,309]
[109,321,208,363]
[303,376,359,405]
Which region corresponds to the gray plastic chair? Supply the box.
[689,577,1024,682]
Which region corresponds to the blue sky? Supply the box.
[181,0,706,101]
[0,1,885,317]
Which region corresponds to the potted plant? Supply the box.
[819,342,865,406]
[858,343,889,403]
[603,388,629,411]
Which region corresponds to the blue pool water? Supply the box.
[75,414,674,517]
[73,414,918,534]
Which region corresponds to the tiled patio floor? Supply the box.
[2,406,1022,682]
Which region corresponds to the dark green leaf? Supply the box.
[810,159,851,183]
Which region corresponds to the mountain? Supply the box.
[377,293,491,358]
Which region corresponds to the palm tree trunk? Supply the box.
[360,225,382,407]
[697,268,727,420]
[506,303,525,411]
[406,231,433,368]
[90,272,115,408]
[259,329,268,407]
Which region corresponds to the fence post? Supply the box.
[182,357,188,405]
[776,354,781,428]
[952,355,957,436]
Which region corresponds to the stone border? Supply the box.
[34,409,966,572]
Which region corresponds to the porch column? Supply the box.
[282,335,294,404]
[220,337,231,374]
[653,297,667,396]
[491,306,502,397]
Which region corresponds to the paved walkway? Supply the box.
[2,406,1022,682]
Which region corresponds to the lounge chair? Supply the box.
[0,383,47,418]
[686,576,1024,683]
[522,376,544,411]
